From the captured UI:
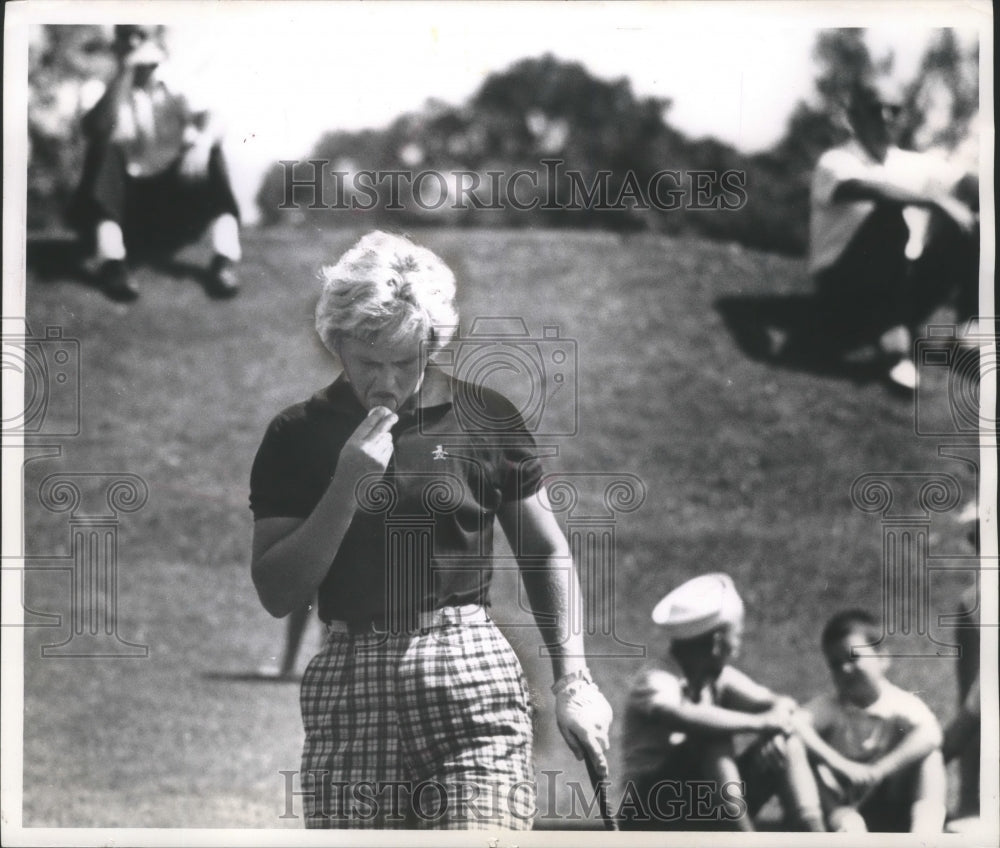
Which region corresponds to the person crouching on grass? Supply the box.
[792,609,947,833]
[620,573,825,831]
[69,25,242,301]
[249,231,612,829]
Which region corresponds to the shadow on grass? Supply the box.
[533,813,792,832]
[145,255,218,294]
[26,231,218,298]
[200,670,302,683]
[533,818,606,830]
[714,293,890,385]
[26,232,90,286]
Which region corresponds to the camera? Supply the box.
[1,321,81,436]
[432,318,578,436]
[914,322,996,438]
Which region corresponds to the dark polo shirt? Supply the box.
[249,371,545,624]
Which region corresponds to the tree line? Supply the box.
[27,28,978,256]
[258,29,976,254]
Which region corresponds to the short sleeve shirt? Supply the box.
[622,663,776,782]
[249,373,545,623]
[809,140,965,274]
[802,681,941,763]
[101,65,192,177]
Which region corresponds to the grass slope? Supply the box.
[19,224,978,827]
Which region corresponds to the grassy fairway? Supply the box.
[20,224,979,827]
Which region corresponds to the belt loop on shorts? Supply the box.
[439,603,489,627]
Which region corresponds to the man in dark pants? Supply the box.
[69,25,242,301]
[803,80,978,391]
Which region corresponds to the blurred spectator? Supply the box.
[943,511,981,831]
[620,574,824,832]
[794,609,947,833]
[68,25,241,301]
[27,26,113,231]
[943,586,979,818]
[793,79,978,392]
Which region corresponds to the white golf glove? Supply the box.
[553,669,613,779]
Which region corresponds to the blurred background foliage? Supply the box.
[27,25,115,231]
[27,27,979,256]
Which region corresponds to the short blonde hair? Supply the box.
[315,231,458,355]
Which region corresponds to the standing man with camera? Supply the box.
[69,25,242,301]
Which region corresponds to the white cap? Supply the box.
[651,573,744,639]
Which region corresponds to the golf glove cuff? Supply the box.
[554,670,613,771]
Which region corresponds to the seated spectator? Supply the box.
[943,573,980,832]
[620,573,825,831]
[68,25,241,301]
[794,609,947,833]
[796,79,978,391]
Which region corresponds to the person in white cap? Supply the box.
[619,573,825,831]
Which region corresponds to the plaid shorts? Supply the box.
[299,616,535,829]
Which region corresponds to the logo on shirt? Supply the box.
[432,445,448,460]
